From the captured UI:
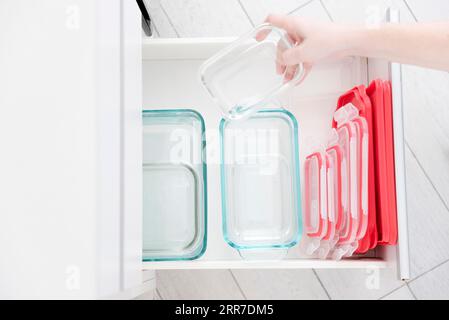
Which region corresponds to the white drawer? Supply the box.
[140,38,410,280]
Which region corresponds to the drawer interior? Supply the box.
[141,38,397,270]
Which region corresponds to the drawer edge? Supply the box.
[142,259,388,270]
[391,62,411,280]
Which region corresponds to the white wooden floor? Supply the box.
[140,0,449,300]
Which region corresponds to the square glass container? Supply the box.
[142,109,207,261]
[199,23,304,120]
[220,109,302,258]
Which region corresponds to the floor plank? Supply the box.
[402,143,449,278]
[156,270,245,300]
[291,0,332,21]
[315,267,404,300]
[405,0,449,21]
[402,65,449,209]
[400,65,449,280]
[322,0,416,23]
[381,285,415,300]
[409,260,449,299]
[144,0,179,38]
[239,0,310,25]
[134,289,157,300]
[231,269,329,300]
[159,0,253,37]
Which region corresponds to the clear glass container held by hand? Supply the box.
[199,23,305,120]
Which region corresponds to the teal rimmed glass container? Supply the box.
[142,109,207,261]
[220,109,302,259]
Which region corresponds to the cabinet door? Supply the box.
[0,0,142,298]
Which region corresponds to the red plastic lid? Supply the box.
[324,145,342,241]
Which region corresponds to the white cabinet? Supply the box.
[0,0,142,299]
[0,1,409,299]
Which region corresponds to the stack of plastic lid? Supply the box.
[336,81,398,253]
[302,104,369,260]
[302,79,399,259]
[366,80,398,246]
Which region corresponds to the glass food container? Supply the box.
[199,23,305,120]
[142,109,207,261]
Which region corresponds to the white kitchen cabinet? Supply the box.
[0,1,409,299]
[0,0,143,299]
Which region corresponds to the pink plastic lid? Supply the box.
[353,117,369,240]
[324,145,342,241]
[304,152,328,238]
[335,123,359,245]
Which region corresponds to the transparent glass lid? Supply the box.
[199,24,305,120]
[220,110,302,250]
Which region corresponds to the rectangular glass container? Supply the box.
[142,109,207,261]
[199,24,304,120]
[220,109,302,258]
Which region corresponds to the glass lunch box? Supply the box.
[142,109,207,261]
[220,109,302,258]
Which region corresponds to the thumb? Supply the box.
[282,45,306,66]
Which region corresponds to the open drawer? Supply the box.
[140,37,410,280]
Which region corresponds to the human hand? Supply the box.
[263,14,355,83]
[261,15,449,77]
